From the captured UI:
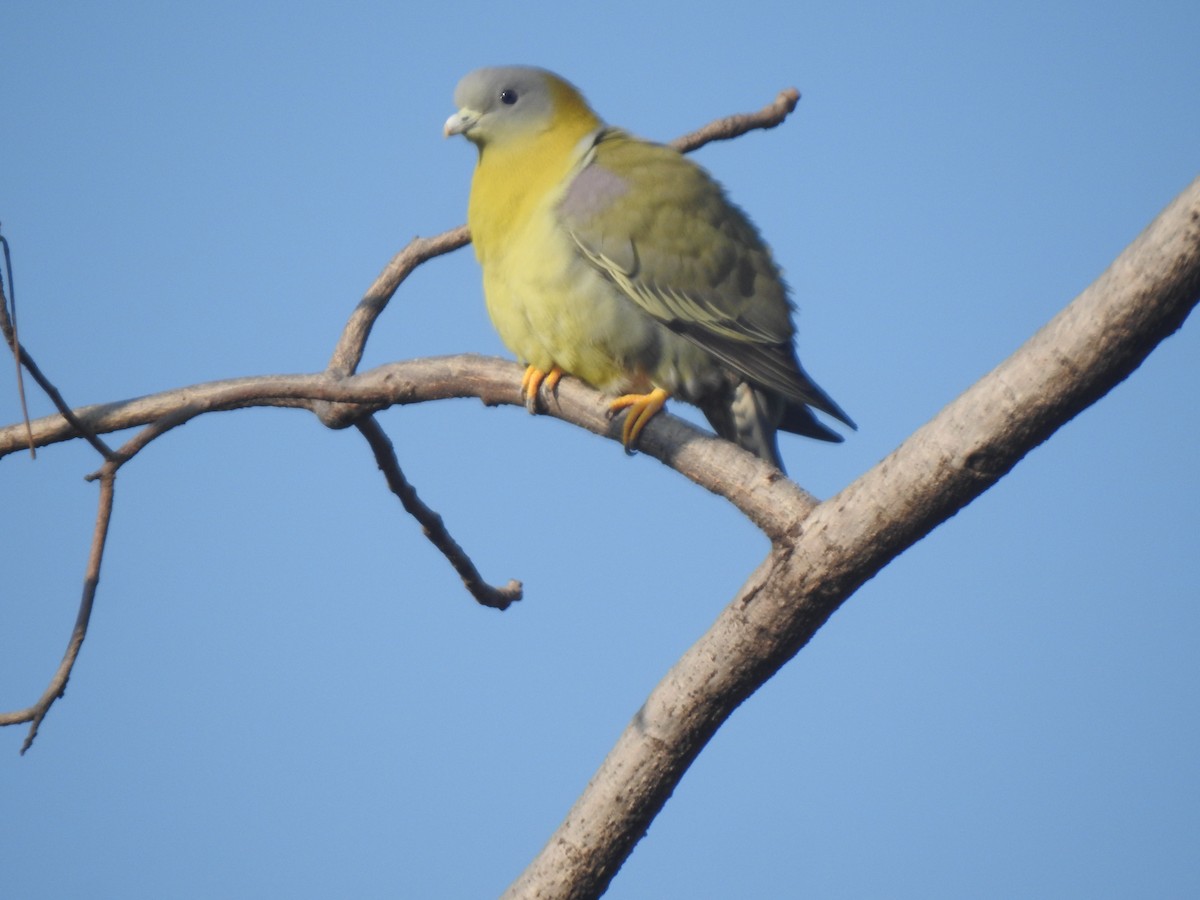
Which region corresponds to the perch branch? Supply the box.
[0,359,811,536]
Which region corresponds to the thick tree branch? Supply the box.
[501,176,1200,899]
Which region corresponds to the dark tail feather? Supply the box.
[787,361,857,434]
[778,402,845,443]
[700,382,786,471]
[700,381,854,473]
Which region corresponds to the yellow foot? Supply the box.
[608,387,670,453]
[520,365,564,414]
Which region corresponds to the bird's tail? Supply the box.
[702,380,853,474]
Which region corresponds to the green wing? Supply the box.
[557,129,853,430]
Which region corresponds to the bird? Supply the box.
[444,65,853,472]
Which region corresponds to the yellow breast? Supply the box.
[467,87,638,383]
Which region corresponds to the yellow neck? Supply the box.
[468,87,601,262]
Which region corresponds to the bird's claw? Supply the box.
[520,365,564,414]
[608,387,670,453]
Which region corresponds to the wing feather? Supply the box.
[558,129,854,429]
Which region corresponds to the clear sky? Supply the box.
[3,2,1198,898]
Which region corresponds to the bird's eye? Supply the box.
[500,89,518,105]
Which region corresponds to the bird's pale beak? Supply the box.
[443,108,480,138]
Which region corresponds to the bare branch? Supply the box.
[0,359,813,536]
[356,415,522,609]
[0,235,36,456]
[0,468,115,751]
[325,226,470,379]
[1,402,210,749]
[669,87,801,153]
[0,249,114,461]
[502,176,1200,899]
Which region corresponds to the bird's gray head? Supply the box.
[444,66,601,147]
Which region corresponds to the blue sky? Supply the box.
[3,2,1198,897]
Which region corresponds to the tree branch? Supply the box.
[325,226,470,379]
[0,469,114,750]
[0,253,114,460]
[0,357,814,536]
[0,403,207,751]
[355,415,522,609]
[501,176,1200,899]
[668,87,801,152]
[0,234,37,457]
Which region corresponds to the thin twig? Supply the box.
[0,468,115,752]
[668,87,801,153]
[355,415,522,610]
[0,403,205,751]
[0,234,36,457]
[84,402,204,479]
[326,226,470,378]
[0,267,114,460]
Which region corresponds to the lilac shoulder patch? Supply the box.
[558,162,630,223]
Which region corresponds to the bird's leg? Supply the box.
[520,365,564,414]
[608,387,670,453]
